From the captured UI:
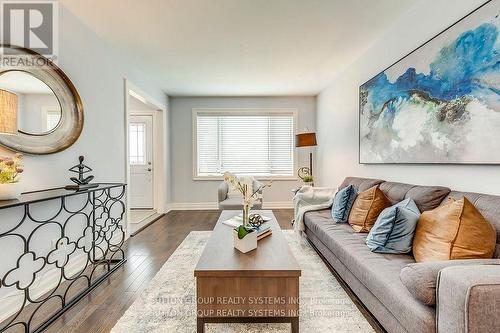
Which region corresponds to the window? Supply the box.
[45,109,61,131]
[129,123,146,165]
[194,109,295,178]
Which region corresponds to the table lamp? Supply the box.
[0,89,18,135]
[295,132,317,176]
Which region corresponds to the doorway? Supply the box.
[129,114,154,209]
[125,80,167,236]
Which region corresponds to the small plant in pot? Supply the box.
[0,153,24,200]
[233,225,257,253]
[302,175,314,186]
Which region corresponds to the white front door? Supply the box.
[129,115,154,209]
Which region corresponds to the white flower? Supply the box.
[223,172,272,207]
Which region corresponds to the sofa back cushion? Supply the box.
[446,191,500,258]
[349,185,391,233]
[339,178,450,212]
[379,182,450,212]
[339,177,500,258]
[339,177,384,192]
[413,197,496,262]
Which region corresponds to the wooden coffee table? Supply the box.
[194,210,301,332]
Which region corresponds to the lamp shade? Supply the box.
[0,89,17,135]
[295,132,317,147]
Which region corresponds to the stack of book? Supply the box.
[222,216,272,240]
[256,223,272,240]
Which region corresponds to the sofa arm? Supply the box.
[218,182,228,203]
[436,265,500,333]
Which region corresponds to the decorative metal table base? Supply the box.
[0,184,127,333]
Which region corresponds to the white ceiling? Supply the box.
[129,93,157,111]
[61,0,415,96]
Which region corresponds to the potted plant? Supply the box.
[223,172,272,226]
[0,153,24,200]
[233,225,257,253]
[303,174,314,186]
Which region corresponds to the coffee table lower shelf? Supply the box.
[195,274,300,332]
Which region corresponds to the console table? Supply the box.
[0,183,126,333]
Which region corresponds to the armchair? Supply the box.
[218,179,263,210]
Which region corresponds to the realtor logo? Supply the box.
[1,0,58,58]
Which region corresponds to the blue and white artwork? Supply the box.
[360,0,500,164]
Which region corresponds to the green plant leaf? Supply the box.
[235,225,254,239]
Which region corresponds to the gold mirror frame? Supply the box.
[0,45,83,154]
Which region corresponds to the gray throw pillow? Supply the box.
[366,198,420,254]
[400,259,500,305]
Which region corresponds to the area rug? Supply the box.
[111,231,375,333]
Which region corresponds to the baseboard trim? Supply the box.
[167,202,218,211]
[130,213,165,237]
[166,201,293,211]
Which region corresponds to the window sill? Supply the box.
[193,175,299,181]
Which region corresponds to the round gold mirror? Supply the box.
[0,46,83,154]
[0,71,62,135]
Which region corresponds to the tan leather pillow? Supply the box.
[413,197,496,262]
[348,185,390,233]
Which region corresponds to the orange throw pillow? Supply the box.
[348,185,390,233]
[413,197,496,262]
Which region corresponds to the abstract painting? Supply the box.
[359,0,500,164]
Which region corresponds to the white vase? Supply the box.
[0,182,21,200]
[233,229,257,253]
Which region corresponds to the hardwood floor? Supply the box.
[44,209,294,333]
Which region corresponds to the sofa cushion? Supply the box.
[404,185,450,212]
[304,209,435,333]
[413,197,496,262]
[349,185,391,233]
[339,178,450,213]
[366,198,420,254]
[227,187,243,199]
[447,191,500,258]
[400,259,500,306]
[219,197,262,210]
[339,177,384,192]
[379,182,451,212]
[331,185,357,223]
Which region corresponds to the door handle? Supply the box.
[147,168,152,172]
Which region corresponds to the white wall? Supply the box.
[316,0,500,196]
[0,5,168,192]
[18,93,60,133]
[170,96,316,208]
[0,5,169,317]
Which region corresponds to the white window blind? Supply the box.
[196,111,294,177]
[45,109,61,131]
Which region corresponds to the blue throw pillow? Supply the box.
[366,198,420,254]
[331,185,358,223]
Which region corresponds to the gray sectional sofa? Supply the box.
[303,177,500,333]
